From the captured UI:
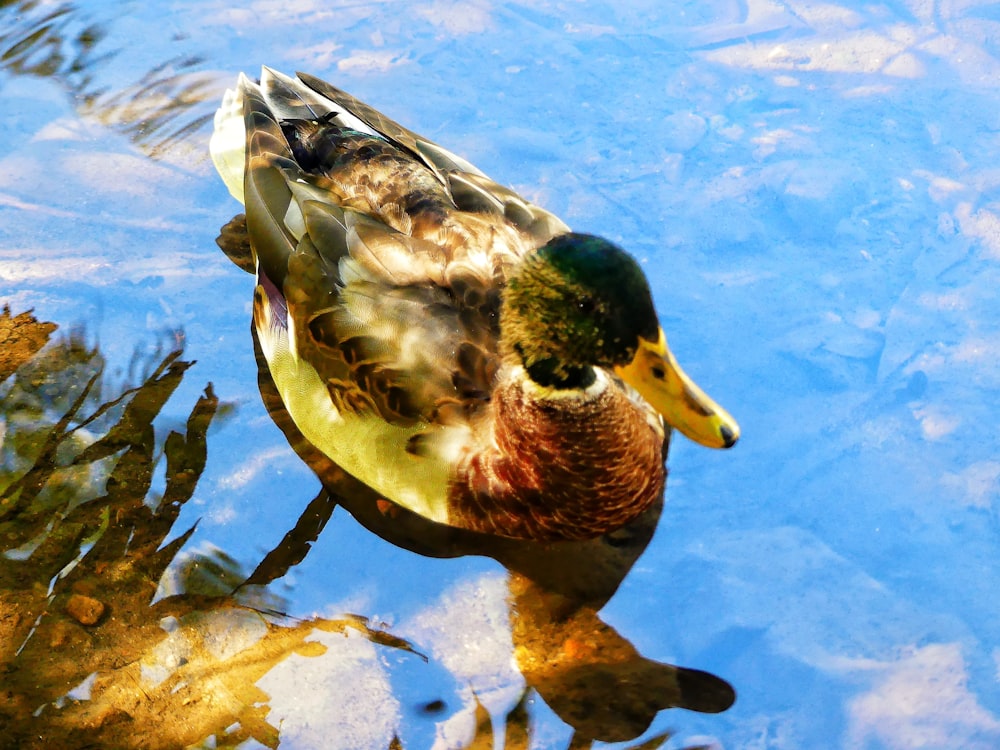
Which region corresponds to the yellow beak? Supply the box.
[614,328,739,449]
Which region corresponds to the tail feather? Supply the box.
[260,67,334,122]
[209,74,254,204]
[297,72,487,180]
[262,67,380,138]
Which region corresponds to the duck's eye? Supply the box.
[577,297,596,314]
[651,365,666,380]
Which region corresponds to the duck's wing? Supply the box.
[293,70,570,245]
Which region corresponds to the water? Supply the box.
[2,1,999,748]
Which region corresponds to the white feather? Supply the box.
[209,77,256,205]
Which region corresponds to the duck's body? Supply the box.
[211,68,737,540]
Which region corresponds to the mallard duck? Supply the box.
[210,68,738,541]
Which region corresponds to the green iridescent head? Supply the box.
[501,233,659,388]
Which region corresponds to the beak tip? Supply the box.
[720,424,739,449]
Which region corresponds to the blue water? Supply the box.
[2,1,999,747]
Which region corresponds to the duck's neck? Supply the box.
[449,367,667,540]
[521,356,596,390]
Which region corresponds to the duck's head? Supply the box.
[502,233,739,449]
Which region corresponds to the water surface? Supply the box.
[2,1,999,748]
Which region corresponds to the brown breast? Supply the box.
[449,374,666,540]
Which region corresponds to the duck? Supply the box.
[210,67,738,541]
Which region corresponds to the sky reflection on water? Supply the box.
[2,0,1000,748]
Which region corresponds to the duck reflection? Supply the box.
[220,210,736,744]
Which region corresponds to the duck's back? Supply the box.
[212,68,569,283]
